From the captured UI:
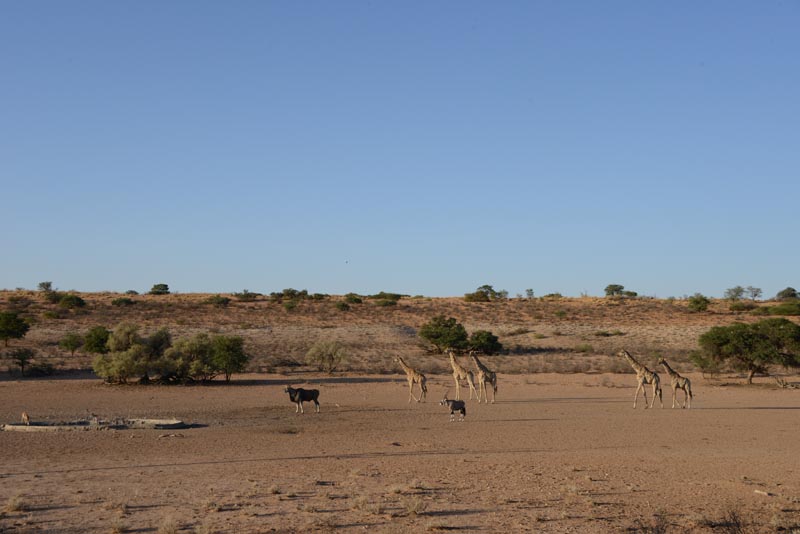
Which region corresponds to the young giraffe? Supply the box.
[469,351,498,404]
[393,356,427,403]
[657,356,693,409]
[446,349,477,401]
[618,350,663,409]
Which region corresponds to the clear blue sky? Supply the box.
[2,2,798,298]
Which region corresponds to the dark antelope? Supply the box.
[440,393,466,422]
[284,386,320,414]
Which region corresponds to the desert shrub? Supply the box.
[59,332,83,355]
[765,301,800,316]
[543,293,563,300]
[335,302,350,311]
[270,288,308,302]
[125,289,139,295]
[205,295,231,308]
[211,335,249,382]
[687,293,711,312]
[775,287,798,301]
[418,315,468,352]
[344,293,363,304]
[464,285,507,302]
[688,350,722,377]
[368,291,403,301]
[0,312,30,347]
[374,299,397,307]
[728,301,756,312]
[468,330,503,354]
[233,289,260,301]
[463,291,490,302]
[149,284,170,295]
[574,343,594,353]
[554,309,567,319]
[7,295,32,310]
[283,300,298,311]
[93,345,147,384]
[37,281,53,293]
[305,340,348,373]
[310,292,329,300]
[162,333,216,382]
[43,290,64,304]
[107,323,143,352]
[112,297,135,306]
[84,326,111,354]
[58,294,86,309]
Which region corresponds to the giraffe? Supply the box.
[657,356,693,409]
[446,349,477,401]
[617,350,662,409]
[393,356,427,403]
[469,351,498,404]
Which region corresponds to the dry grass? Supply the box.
[4,493,27,513]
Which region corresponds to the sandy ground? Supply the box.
[1,373,799,533]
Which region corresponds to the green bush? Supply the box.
[335,302,350,311]
[0,312,30,347]
[418,315,468,352]
[84,326,111,354]
[374,299,398,307]
[604,284,625,297]
[211,335,249,382]
[305,340,348,373]
[125,290,139,296]
[93,345,147,384]
[7,348,35,376]
[59,332,83,355]
[270,288,308,303]
[205,295,231,308]
[765,301,800,316]
[233,290,260,302]
[775,287,798,301]
[464,285,507,302]
[574,343,594,353]
[283,300,298,311]
[149,284,170,295]
[112,297,135,306]
[687,293,711,312]
[468,330,503,355]
[58,294,86,309]
[729,301,757,312]
[368,292,403,301]
[344,293,363,304]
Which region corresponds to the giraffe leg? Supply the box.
[672,387,677,409]
[454,377,461,400]
[633,383,642,408]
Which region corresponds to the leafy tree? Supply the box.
[697,318,800,383]
[38,281,53,293]
[724,286,745,301]
[93,344,147,384]
[162,333,216,382]
[59,294,86,308]
[0,312,30,347]
[8,348,34,376]
[525,289,535,299]
[233,289,260,302]
[107,323,143,352]
[468,330,503,355]
[418,315,468,352]
[604,284,625,297]
[149,283,170,295]
[687,293,711,312]
[746,286,762,301]
[125,290,139,296]
[305,340,348,373]
[83,326,111,354]
[211,335,249,382]
[59,332,83,356]
[464,285,507,302]
[775,287,798,301]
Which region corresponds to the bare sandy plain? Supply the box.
[2,372,800,533]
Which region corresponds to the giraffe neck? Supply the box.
[397,358,412,374]
[661,361,678,377]
[623,353,645,373]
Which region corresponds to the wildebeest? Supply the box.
[284,386,320,414]
[440,394,466,422]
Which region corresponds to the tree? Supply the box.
[59,332,83,356]
[8,348,34,376]
[162,333,216,382]
[697,318,800,384]
[525,289,535,299]
[746,286,762,301]
[37,281,53,293]
[604,284,625,297]
[724,286,745,301]
[775,287,798,301]
[464,285,507,302]
[468,330,503,355]
[418,315,468,352]
[687,293,711,312]
[211,335,249,382]
[149,283,170,295]
[59,294,86,309]
[84,326,111,354]
[0,312,30,347]
[305,340,348,373]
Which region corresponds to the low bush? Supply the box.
[335,301,350,311]
[687,293,710,312]
[58,294,86,309]
[112,297,135,307]
[344,293,363,304]
[233,290,260,301]
[205,295,231,308]
[305,340,348,373]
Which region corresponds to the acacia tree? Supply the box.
[211,335,249,382]
[418,315,468,353]
[604,284,625,297]
[59,332,83,356]
[0,312,30,347]
[697,318,800,384]
[8,348,34,376]
[468,330,503,355]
